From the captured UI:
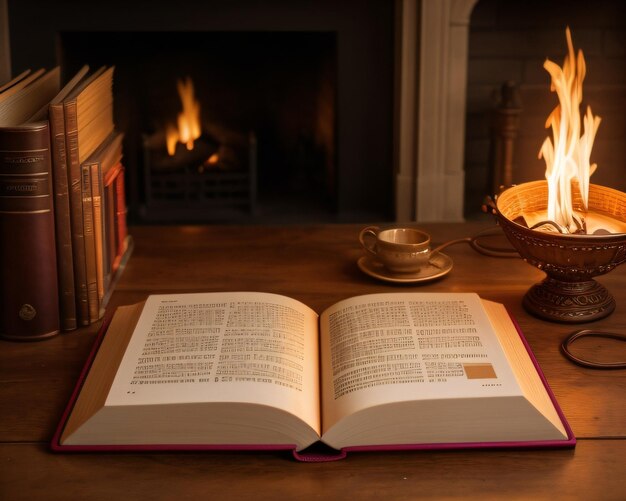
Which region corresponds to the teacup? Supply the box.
[359,226,432,273]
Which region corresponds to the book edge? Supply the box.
[503,306,576,444]
[51,313,114,451]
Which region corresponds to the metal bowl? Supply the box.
[493,181,626,323]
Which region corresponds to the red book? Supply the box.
[103,161,128,272]
[114,164,128,264]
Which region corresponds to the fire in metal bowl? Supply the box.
[493,180,626,323]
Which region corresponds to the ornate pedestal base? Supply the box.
[523,277,615,323]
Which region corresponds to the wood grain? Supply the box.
[1,222,625,498]
[0,441,624,501]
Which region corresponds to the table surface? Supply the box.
[2,222,625,500]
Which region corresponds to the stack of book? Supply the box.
[0,66,132,340]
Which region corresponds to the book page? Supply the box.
[107,292,321,436]
[319,293,522,433]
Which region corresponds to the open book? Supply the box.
[53,292,575,460]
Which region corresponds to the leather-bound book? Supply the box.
[0,123,60,339]
[81,163,99,322]
[47,65,90,331]
[0,69,61,340]
[63,66,114,325]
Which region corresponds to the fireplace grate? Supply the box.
[141,132,257,222]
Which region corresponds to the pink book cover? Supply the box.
[51,307,575,462]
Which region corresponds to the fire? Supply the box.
[538,27,601,233]
[166,77,202,156]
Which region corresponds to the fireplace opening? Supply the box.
[60,31,338,223]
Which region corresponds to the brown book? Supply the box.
[47,66,90,331]
[81,163,99,322]
[91,164,107,312]
[63,66,114,325]
[0,69,61,340]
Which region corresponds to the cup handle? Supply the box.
[359,226,380,258]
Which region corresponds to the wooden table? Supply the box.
[2,222,625,500]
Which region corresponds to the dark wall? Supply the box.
[465,0,626,216]
[7,0,395,222]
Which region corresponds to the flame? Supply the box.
[538,28,601,233]
[166,77,202,156]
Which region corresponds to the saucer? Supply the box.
[357,252,453,284]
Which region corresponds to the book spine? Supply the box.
[104,163,122,271]
[0,124,60,340]
[104,175,117,275]
[90,160,108,314]
[81,164,99,322]
[114,164,128,265]
[64,100,89,326]
[49,103,77,331]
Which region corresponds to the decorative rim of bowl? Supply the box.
[495,181,626,240]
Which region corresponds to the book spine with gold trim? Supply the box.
[64,99,89,325]
[81,163,99,322]
[88,159,108,314]
[49,103,77,330]
[0,123,60,340]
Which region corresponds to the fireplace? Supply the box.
[5,0,395,224]
[60,30,338,223]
